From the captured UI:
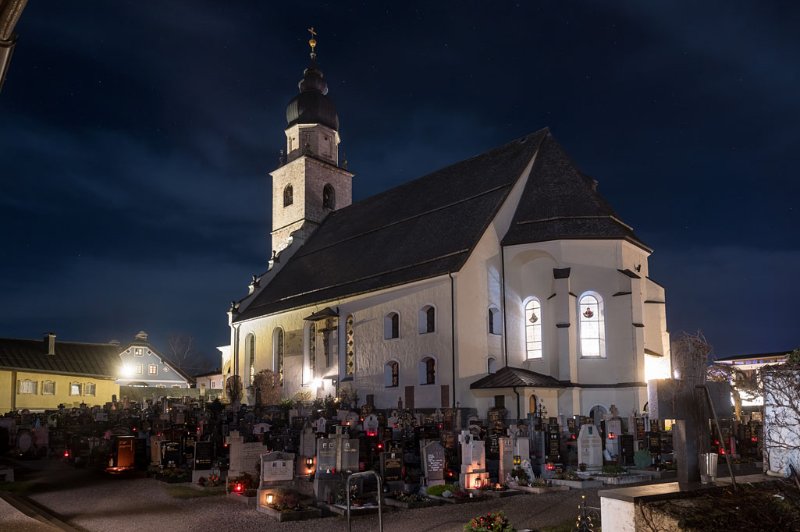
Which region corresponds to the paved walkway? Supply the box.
[3,458,601,531]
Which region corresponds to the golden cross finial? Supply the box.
[307,27,317,54]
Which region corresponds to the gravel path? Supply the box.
[13,459,600,532]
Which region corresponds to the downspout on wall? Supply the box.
[513,386,521,420]
[450,273,456,409]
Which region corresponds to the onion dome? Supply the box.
[286,29,339,131]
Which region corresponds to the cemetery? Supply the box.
[0,355,798,531]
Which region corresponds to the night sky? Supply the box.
[1,1,797,371]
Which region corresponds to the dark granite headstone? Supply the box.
[380,451,403,482]
[423,441,445,484]
[194,441,213,470]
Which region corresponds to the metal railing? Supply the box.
[346,470,383,532]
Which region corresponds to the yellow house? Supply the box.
[0,333,121,412]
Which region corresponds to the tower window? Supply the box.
[283,185,293,207]
[488,307,501,335]
[323,184,335,210]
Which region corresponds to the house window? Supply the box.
[136,364,143,375]
[419,305,435,334]
[19,379,37,394]
[385,361,399,388]
[245,333,255,385]
[384,312,400,339]
[525,297,543,359]
[283,184,293,207]
[42,380,55,395]
[273,328,284,384]
[85,383,96,396]
[345,314,355,377]
[70,383,81,396]
[133,347,144,357]
[148,364,158,375]
[579,292,606,358]
[322,184,335,210]
[420,357,436,385]
[488,357,497,374]
[488,307,501,335]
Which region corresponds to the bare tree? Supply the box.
[672,331,712,385]
[762,349,800,477]
[252,369,282,406]
[167,333,194,369]
[707,363,760,422]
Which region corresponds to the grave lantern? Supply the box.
[305,456,314,470]
[513,455,521,466]
[266,493,274,505]
[474,477,483,489]
[234,482,243,493]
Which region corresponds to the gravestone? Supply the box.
[498,437,514,483]
[191,441,213,482]
[458,430,489,489]
[605,417,622,458]
[577,424,602,470]
[150,435,164,465]
[380,449,403,485]
[227,430,264,479]
[422,441,446,486]
[260,451,295,485]
[316,438,338,473]
[340,438,360,473]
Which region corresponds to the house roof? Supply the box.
[470,366,565,389]
[714,351,791,363]
[236,129,647,321]
[0,337,121,379]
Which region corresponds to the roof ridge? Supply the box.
[0,337,120,347]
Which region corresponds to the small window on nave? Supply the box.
[384,312,400,340]
[323,184,335,210]
[284,185,293,207]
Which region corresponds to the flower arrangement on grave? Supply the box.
[267,489,305,512]
[600,464,626,477]
[228,472,257,495]
[197,472,222,487]
[426,483,457,497]
[509,467,529,486]
[387,491,430,503]
[463,510,515,532]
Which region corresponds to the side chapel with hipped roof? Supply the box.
[225,33,672,420]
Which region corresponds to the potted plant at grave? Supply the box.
[463,511,515,532]
[509,467,529,487]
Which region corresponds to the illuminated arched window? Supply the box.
[283,185,293,207]
[385,361,399,388]
[524,297,543,359]
[273,328,284,383]
[323,184,335,210]
[345,315,355,377]
[579,292,605,358]
[245,333,256,385]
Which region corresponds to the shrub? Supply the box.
[464,510,515,532]
[427,483,457,497]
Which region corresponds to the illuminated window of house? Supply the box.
[419,305,435,334]
[42,380,55,395]
[148,364,158,375]
[525,297,543,359]
[385,361,399,388]
[245,333,255,385]
[85,383,96,396]
[133,347,144,357]
[70,383,81,396]
[579,292,606,358]
[345,314,355,377]
[488,307,501,335]
[384,312,400,339]
[19,379,37,394]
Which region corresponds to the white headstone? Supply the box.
[577,424,603,469]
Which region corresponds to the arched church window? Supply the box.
[419,305,435,334]
[307,322,316,375]
[385,361,399,388]
[524,297,543,359]
[488,307,501,335]
[419,357,436,385]
[529,394,538,415]
[384,312,400,339]
[345,315,355,377]
[323,184,335,210]
[273,328,284,384]
[245,333,256,385]
[283,185,293,207]
[579,292,606,358]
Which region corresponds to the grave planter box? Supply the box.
[511,484,569,494]
[228,492,257,506]
[258,505,322,522]
[427,494,485,504]
[596,474,650,485]
[550,478,604,489]
[478,488,524,498]
[383,496,442,509]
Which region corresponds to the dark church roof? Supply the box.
[470,366,565,389]
[0,337,121,378]
[502,136,650,250]
[236,130,647,321]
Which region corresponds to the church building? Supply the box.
[226,36,671,421]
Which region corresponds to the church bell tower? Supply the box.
[270,29,353,257]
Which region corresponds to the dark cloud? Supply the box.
[1,1,797,363]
